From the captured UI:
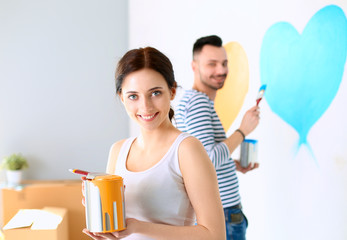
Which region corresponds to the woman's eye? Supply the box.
[152,91,161,96]
[128,95,137,100]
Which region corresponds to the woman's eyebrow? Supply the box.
[125,86,164,94]
[124,90,138,94]
[148,86,164,91]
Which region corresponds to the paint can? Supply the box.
[84,174,126,233]
[240,139,258,168]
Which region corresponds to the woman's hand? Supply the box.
[83,229,119,240]
[112,218,138,238]
[82,218,138,239]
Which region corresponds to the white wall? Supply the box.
[0,0,129,180]
[129,1,347,240]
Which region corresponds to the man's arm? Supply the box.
[223,105,260,173]
[179,94,231,168]
[223,105,260,154]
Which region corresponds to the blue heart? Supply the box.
[260,5,347,149]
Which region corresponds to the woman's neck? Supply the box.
[137,122,179,150]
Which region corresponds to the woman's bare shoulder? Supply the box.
[179,135,206,152]
[178,135,210,168]
[106,139,127,174]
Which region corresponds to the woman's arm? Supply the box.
[176,136,226,239]
[106,140,126,174]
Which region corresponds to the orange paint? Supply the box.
[92,175,126,232]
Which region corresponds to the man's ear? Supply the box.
[191,60,196,71]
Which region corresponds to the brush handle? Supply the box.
[69,169,89,176]
[256,98,262,106]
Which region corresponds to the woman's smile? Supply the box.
[137,112,159,121]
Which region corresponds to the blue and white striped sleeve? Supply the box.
[183,95,231,168]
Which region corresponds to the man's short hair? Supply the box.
[193,35,223,58]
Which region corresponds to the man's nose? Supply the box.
[216,63,228,75]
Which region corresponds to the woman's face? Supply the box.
[120,68,175,131]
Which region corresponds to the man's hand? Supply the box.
[239,106,260,136]
[234,160,259,174]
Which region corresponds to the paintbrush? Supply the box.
[69,169,107,179]
[256,84,267,106]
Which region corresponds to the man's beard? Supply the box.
[200,74,227,90]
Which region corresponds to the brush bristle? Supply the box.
[259,84,267,91]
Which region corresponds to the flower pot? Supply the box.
[6,170,23,186]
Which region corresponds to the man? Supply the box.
[175,35,260,240]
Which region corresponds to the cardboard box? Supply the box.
[3,207,68,240]
[1,180,89,240]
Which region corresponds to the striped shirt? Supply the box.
[174,89,241,208]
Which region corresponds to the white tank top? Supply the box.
[114,133,195,240]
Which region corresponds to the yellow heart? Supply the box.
[214,41,249,132]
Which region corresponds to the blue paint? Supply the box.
[244,139,258,144]
[260,5,347,152]
[259,84,267,91]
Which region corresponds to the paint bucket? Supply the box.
[240,139,258,168]
[84,174,126,233]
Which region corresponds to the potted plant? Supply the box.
[0,153,29,186]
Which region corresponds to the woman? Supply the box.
[83,47,225,240]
